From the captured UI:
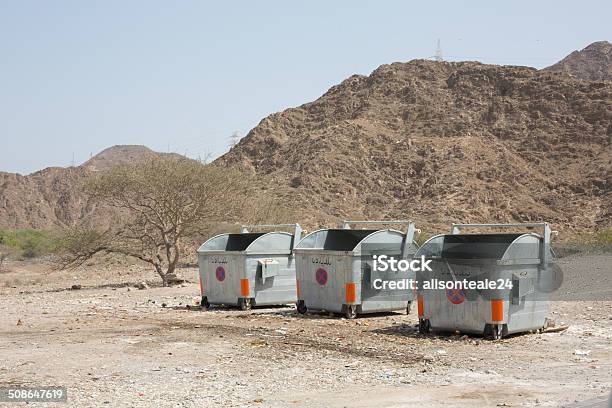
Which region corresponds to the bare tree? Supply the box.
[57,157,258,286]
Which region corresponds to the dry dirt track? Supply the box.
[0,255,610,407]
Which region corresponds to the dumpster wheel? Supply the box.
[296,300,307,314]
[238,298,252,311]
[345,305,357,319]
[418,318,431,334]
[484,323,506,340]
[200,296,210,311]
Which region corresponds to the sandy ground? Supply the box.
[0,255,610,407]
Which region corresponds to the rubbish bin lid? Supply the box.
[224,233,267,251]
[441,233,525,260]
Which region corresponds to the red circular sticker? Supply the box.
[315,268,328,285]
[215,266,226,282]
[446,288,465,304]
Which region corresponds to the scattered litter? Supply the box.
[135,282,148,290]
[250,339,267,348]
[542,325,569,333]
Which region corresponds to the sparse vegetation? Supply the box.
[0,229,58,259]
[56,156,290,286]
[0,252,6,272]
[595,228,612,245]
[555,228,612,257]
[414,231,430,247]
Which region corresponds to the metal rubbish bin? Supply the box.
[294,220,419,319]
[197,224,302,310]
[415,223,556,339]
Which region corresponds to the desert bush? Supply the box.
[0,251,6,272]
[595,228,612,245]
[556,228,612,257]
[414,231,430,247]
[56,156,292,286]
[0,229,58,259]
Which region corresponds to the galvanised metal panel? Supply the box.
[245,233,293,254]
[199,252,243,305]
[197,225,301,308]
[360,257,414,313]
[416,223,555,338]
[295,249,351,313]
[247,254,297,306]
[294,222,418,317]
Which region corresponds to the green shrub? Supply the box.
[414,232,430,247]
[557,228,612,256]
[0,229,58,259]
[595,228,612,245]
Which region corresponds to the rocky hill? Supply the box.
[81,145,184,171]
[544,41,611,81]
[219,56,611,235]
[2,43,610,236]
[0,146,176,229]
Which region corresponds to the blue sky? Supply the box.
[1,0,610,174]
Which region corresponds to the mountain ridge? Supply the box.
[217,55,611,234]
[1,42,610,234]
[0,145,181,229]
[543,40,611,81]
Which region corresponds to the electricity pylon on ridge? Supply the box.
[433,38,444,62]
[229,131,241,149]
